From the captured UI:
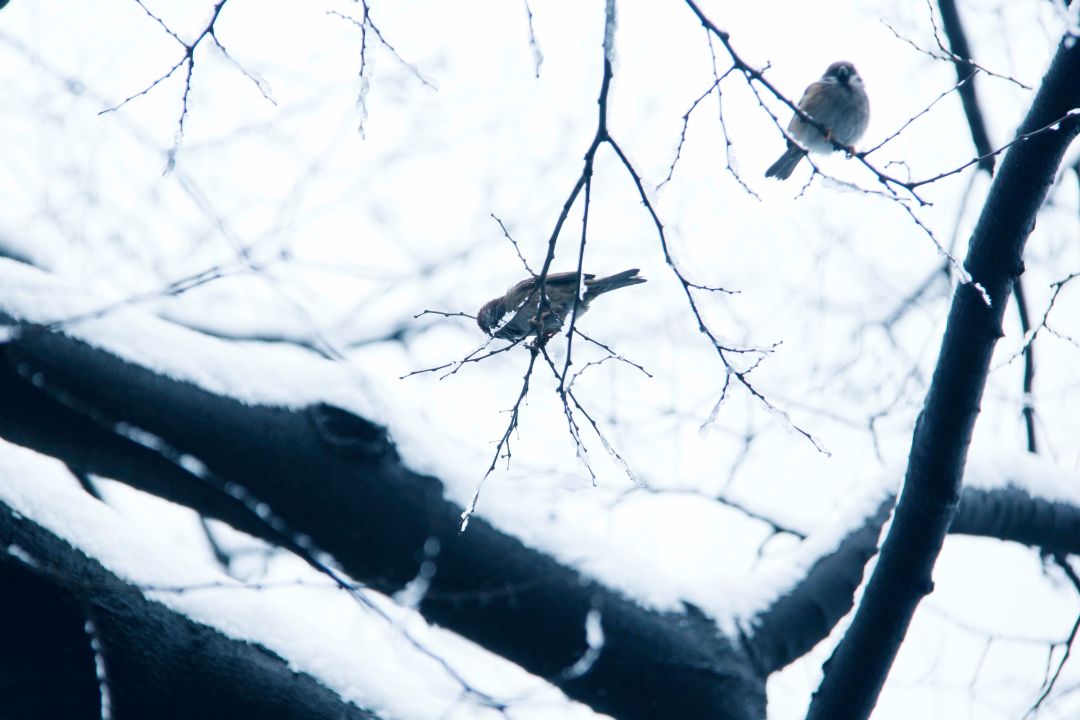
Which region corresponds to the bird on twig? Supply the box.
[477,269,646,342]
[765,61,870,180]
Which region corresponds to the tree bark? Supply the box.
[0,502,379,720]
[950,486,1080,552]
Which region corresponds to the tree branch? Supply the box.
[0,503,380,720]
[0,326,765,720]
[1013,278,1038,453]
[935,0,996,172]
[805,33,1080,720]
[745,497,893,676]
[8,313,1080,716]
[750,481,1080,677]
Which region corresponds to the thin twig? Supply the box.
[572,329,652,378]
[881,14,1030,90]
[490,213,536,276]
[1023,555,1080,717]
[101,0,240,166]
[522,0,543,78]
[862,72,978,156]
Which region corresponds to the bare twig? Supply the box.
[881,12,1030,90]
[1023,555,1080,717]
[101,1,268,168]
[539,345,641,488]
[609,137,828,453]
[902,111,1080,190]
[930,0,994,172]
[399,336,523,380]
[328,5,435,90]
[329,2,436,137]
[490,214,536,276]
[522,0,544,78]
[413,309,477,321]
[705,32,760,197]
[460,345,541,529]
[861,72,979,157]
[659,75,722,189]
[559,173,594,393]
[1002,271,1080,365]
[572,329,652,378]
[11,263,245,339]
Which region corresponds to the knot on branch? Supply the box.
[307,403,395,460]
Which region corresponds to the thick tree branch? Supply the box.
[744,498,893,676]
[806,34,1080,720]
[749,482,1080,676]
[7,312,1080,716]
[0,503,379,720]
[0,326,765,720]
[935,0,1039,452]
[950,486,1080,553]
[936,0,1039,452]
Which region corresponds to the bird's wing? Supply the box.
[504,272,591,300]
[544,271,591,287]
[793,80,834,121]
[506,275,540,298]
[503,272,594,330]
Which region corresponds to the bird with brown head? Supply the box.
[476,269,646,342]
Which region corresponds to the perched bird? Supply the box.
[476,269,646,341]
[765,61,869,180]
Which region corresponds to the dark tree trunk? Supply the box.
[806,33,1080,720]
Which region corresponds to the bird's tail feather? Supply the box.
[765,146,806,180]
[585,269,646,299]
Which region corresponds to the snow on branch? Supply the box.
[0,494,380,719]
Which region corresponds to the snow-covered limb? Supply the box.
[0,501,380,720]
[951,485,1080,554]
[8,301,1080,718]
[744,454,1080,677]
[11,291,1080,718]
[742,494,893,676]
[0,323,764,720]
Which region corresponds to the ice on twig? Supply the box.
[603,0,618,64]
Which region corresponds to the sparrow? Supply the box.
[765,61,870,180]
[476,269,646,341]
